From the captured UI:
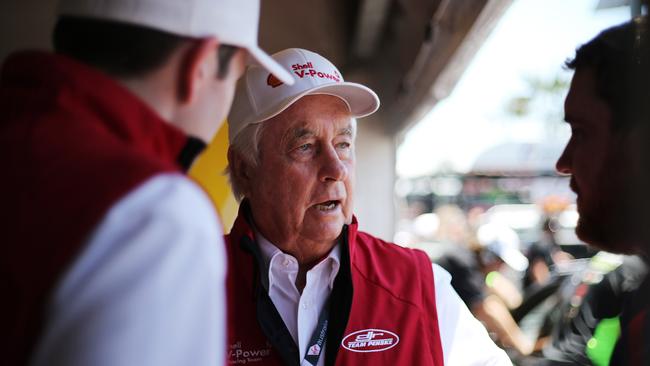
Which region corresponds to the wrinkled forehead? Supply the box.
[282,119,355,140]
[263,95,356,142]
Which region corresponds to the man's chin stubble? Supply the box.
[576,216,640,255]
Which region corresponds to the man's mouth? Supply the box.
[315,200,341,211]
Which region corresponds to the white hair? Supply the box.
[225,121,267,201]
[226,116,358,201]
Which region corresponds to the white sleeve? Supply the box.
[433,264,512,366]
[30,174,226,366]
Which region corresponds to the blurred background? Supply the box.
[393,0,628,255]
[2,0,645,363]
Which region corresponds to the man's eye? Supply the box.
[337,142,351,149]
[297,144,313,152]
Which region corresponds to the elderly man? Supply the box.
[556,18,649,365]
[0,0,292,364]
[225,48,510,365]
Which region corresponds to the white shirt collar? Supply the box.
[254,229,341,292]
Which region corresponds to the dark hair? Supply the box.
[215,43,238,79]
[53,16,238,79]
[565,19,649,130]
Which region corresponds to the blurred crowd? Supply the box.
[396,198,649,364]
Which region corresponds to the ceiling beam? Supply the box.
[388,0,513,136]
[351,0,392,59]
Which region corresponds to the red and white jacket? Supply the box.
[225,204,445,366]
[0,51,226,366]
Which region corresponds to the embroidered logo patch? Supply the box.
[307,344,321,356]
[341,329,400,353]
[291,62,342,82]
[267,73,283,88]
[228,341,272,364]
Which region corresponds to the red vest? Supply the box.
[226,205,444,365]
[0,51,189,365]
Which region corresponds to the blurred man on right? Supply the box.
[556,16,649,365]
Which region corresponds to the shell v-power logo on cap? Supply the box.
[267,60,342,88]
[266,74,283,88]
[292,61,341,82]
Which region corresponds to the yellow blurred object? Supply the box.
[189,122,238,232]
[540,195,570,214]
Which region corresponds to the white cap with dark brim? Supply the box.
[228,48,380,143]
[57,0,294,85]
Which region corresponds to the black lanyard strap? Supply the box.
[304,299,331,366]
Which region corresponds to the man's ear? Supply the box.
[228,146,253,196]
[177,37,220,104]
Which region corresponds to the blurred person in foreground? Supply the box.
[436,222,535,356]
[556,16,650,365]
[224,48,511,365]
[0,0,293,364]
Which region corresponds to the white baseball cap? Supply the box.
[57,0,294,85]
[477,223,529,272]
[228,48,380,142]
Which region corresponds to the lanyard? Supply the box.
[303,299,330,366]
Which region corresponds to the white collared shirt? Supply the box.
[255,231,511,366]
[30,174,226,366]
[256,232,340,365]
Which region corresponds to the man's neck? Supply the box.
[254,227,338,293]
[294,247,336,293]
[119,76,175,122]
[252,222,339,269]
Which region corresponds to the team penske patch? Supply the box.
[341,329,400,353]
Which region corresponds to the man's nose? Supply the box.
[320,146,348,182]
[555,145,572,175]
